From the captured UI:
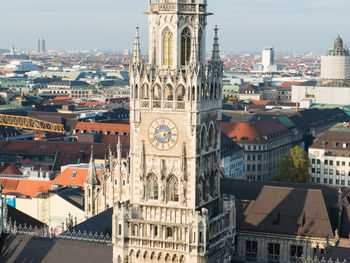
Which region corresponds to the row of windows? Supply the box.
[246,241,303,263]
[246,161,279,172]
[312,159,350,167]
[312,177,350,186]
[311,168,350,176]
[244,143,290,153]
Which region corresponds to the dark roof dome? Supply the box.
[326,34,349,56]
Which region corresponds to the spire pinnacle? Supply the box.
[211,25,221,62]
[117,136,122,163]
[85,145,100,185]
[132,25,141,64]
[190,28,198,65]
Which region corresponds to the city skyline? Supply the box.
[0,0,349,52]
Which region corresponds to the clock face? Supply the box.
[149,118,178,150]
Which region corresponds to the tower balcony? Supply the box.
[149,2,206,14]
[138,99,186,111]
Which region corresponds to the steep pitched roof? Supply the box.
[236,186,334,239]
[53,168,101,189]
[7,205,46,229]
[0,178,52,198]
[66,208,113,236]
[0,235,112,263]
[0,164,23,176]
[221,178,350,239]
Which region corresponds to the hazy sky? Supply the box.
[1,0,349,53]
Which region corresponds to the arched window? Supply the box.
[141,84,149,99]
[209,125,215,149]
[176,85,186,101]
[181,27,191,65]
[192,86,195,101]
[145,173,158,200]
[164,84,174,101]
[201,127,207,150]
[153,84,162,100]
[167,174,179,202]
[162,28,173,66]
[135,85,139,99]
[209,171,216,198]
[210,83,214,100]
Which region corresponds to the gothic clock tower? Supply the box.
[113,0,236,262]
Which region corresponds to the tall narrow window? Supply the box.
[167,174,179,202]
[162,28,173,66]
[181,27,191,65]
[145,173,158,200]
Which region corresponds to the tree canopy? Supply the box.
[273,146,311,183]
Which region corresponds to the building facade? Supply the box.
[309,123,350,186]
[39,81,92,98]
[222,118,302,181]
[84,1,236,263]
[221,133,244,179]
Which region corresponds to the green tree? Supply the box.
[273,146,311,183]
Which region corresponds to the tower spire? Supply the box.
[85,145,99,185]
[211,25,221,62]
[132,25,141,64]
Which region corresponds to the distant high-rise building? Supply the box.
[122,49,130,56]
[262,47,274,72]
[37,37,46,53]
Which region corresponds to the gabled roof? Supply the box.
[65,208,113,236]
[7,205,46,229]
[0,235,112,263]
[221,178,350,239]
[0,178,52,198]
[0,164,23,176]
[236,186,334,239]
[53,168,101,189]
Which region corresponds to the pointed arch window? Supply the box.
[162,28,173,66]
[145,173,158,200]
[167,174,179,202]
[181,27,191,66]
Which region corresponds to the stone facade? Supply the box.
[84,1,236,262]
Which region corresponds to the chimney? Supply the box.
[296,102,299,113]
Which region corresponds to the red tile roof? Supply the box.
[53,168,101,189]
[0,164,23,176]
[280,81,303,88]
[0,140,110,171]
[74,122,130,135]
[0,178,52,198]
[221,118,289,143]
[80,101,106,107]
